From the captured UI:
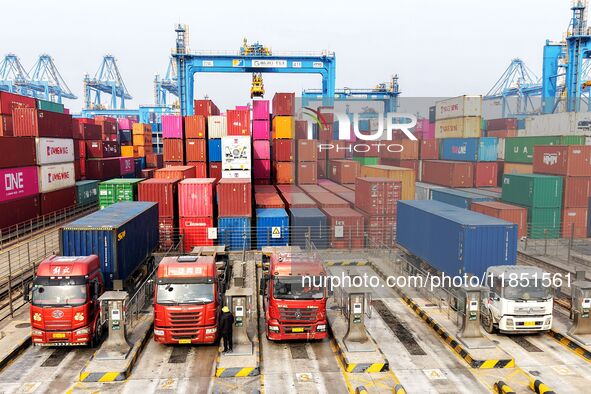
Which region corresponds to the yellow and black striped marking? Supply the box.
[330,335,389,373]
[394,383,407,394]
[530,378,555,394]
[494,380,515,394]
[324,260,368,267]
[547,329,591,363]
[215,332,261,377]
[401,296,515,369]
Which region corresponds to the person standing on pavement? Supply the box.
[220,306,234,353]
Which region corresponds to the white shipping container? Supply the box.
[36,138,74,165]
[497,137,505,160]
[38,162,75,193]
[435,116,482,138]
[222,170,251,179]
[523,112,591,136]
[208,115,227,138]
[435,95,482,120]
[415,182,446,200]
[221,136,251,171]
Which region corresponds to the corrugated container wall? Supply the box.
[431,188,494,209]
[0,137,36,168]
[435,95,482,120]
[439,138,497,162]
[256,208,289,248]
[38,163,75,193]
[218,217,251,251]
[435,117,482,139]
[178,178,216,217]
[217,179,252,217]
[470,201,528,238]
[289,208,328,249]
[501,174,563,208]
[138,178,179,219]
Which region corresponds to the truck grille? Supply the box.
[169,311,202,326]
[45,321,72,330]
[279,308,316,322]
[171,328,200,340]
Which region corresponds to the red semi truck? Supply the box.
[26,255,105,347]
[262,252,328,340]
[153,255,228,345]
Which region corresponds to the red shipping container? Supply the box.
[138,178,179,218]
[193,99,220,117]
[0,194,40,230]
[255,185,276,193]
[419,139,439,160]
[0,91,35,115]
[276,185,303,193]
[209,162,222,181]
[163,139,184,162]
[154,166,196,180]
[295,120,308,140]
[533,145,591,177]
[381,159,421,177]
[487,118,517,131]
[217,179,252,217]
[146,153,164,169]
[364,214,396,248]
[329,160,359,184]
[141,169,155,178]
[307,191,349,208]
[563,177,591,208]
[85,140,120,158]
[76,123,102,140]
[471,201,528,238]
[0,115,13,136]
[318,179,352,193]
[355,177,401,216]
[326,140,347,159]
[274,162,295,184]
[317,160,327,179]
[94,116,117,134]
[186,162,207,177]
[40,186,76,215]
[77,140,87,159]
[487,129,517,138]
[319,124,334,141]
[279,191,317,208]
[322,207,365,249]
[226,109,250,136]
[421,160,473,188]
[255,192,285,208]
[380,140,419,160]
[180,217,214,252]
[297,162,317,185]
[561,208,588,239]
[254,159,271,180]
[272,93,295,116]
[0,137,36,168]
[184,115,206,138]
[74,160,82,181]
[272,140,295,161]
[473,162,498,187]
[297,140,318,162]
[85,158,121,180]
[79,159,86,178]
[119,157,135,175]
[185,139,206,162]
[159,217,175,249]
[253,140,271,160]
[12,108,72,138]
[178,178,216,217]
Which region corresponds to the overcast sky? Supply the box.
[0,0,571,112]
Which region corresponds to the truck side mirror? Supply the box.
[23,282,30,303]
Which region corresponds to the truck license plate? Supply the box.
[178,339,191,344]
[52,333,66,338]
[524,321,535,327]
[292,328,304,333]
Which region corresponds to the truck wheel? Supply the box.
[90,320,103,348]
[482,310,496,334]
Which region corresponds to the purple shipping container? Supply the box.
[253,120,270,140]
[117,118,136,130]
[0,166,39,203]
[253,100,270,120]
[119,157,135,175]
[0,194,40,230]
[415,119,434,139]
[253,140,270,160]
[254,159,271,179]
[161,115,184,138]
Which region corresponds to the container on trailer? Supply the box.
[184,115,206,138]
[431,188,494,209]
[254,159,271,180]
[178,178,215,217]
[12,108,72,138]
[421,160,473,188]
[474,162,498,187]
[274,162,295,184]
[527,207,561,239]
[40,186,76,215]
[180,217,215,252]
[218,216,251,251]
[207,116,227,138]
[533,145,591,176]
[253,100,270,120]
[359,165,416,200]
[322,207,365,249]
[86,140,120,158]
[435,95,482,120]
[272,139,295,161]
[154,166,196,180]
[75,180,99,206]
[289,208,328,249]
[253,140,270,160]
[138,178,179,218]
[0,137,36,168]
[306,191,349,208]
[217,179,252,217]
[194,99,220,117]
[0,194,40,230]
[563,177,591,208]
[209,162,222,181]
[255,192,285,208]
[434,117,482,138]
[396,200,517,278]
[119,157,135,175]
[38,162,75,193]
[256,208,289,248]
[355,177,401,215]
[227,109,250,136]
[161,115,184,139]
[60,202,159,289]
[439,138,498,162]
[470,201,528,238]
[272,93,295,116]
[253,120,270,140]
[85,158,121,180]
[501,174,563,208]
[185,139,207,162]
[419,139,439,160]
[163,139,184,162]
[0,91,36,115]
[297,140,318,162]
[208,139,222,162]
[146,153,164,169]
[297,162,317,184]
[561,208,588,239]
[329,160,359,184]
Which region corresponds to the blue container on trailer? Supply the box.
[431,188,495,209]
[208,139,222,162]
[256,208,289,249]
[396,200,518,278]
[440,138,497,162]
[60,201,159,290]
[289,208,328,249]
[218,217,251,251]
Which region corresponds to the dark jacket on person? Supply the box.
[219,311,234,334]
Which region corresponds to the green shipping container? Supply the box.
[36,99,65,114]
[75,180,100,206]
[501,174,563,208]
[352,157,379,166]
[504,136,586,163]
[98,178,144,209]
[527,207,561,239]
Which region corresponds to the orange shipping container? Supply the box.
[381,139,419,160]
[274,162,295,184]
[272,116,295,139]
[163,139,184,162]
[561,208,588,239]
[359,165,416,200]
[132,123,151,135]
[137,145,152,157]
[297,162,317,184]
[133,133,152,146]
[533,145,591,177]
[329,160,359,184]
[184,115,206,138]
[154,165,196,180]
[297,140,318,162]
[502,162,533,175]
[470,201,528,238]
[121,146,138,157]
[185,139,206,162]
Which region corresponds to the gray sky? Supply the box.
[1,0,571,112]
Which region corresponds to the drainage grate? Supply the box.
[374,299,427,356]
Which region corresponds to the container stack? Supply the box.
[0,91,36,136]
[379,140,420,178]
[93,116,118,142]
[439,137,498,187]
[296,140,317,184]
[185,114,207,177]
[116,117,136,148]
[434,95,482,139]
[533,145,591,238]
[486,118,517,138]
[272,93,295,184]
[359,164,416,200]
[138,178,179,248]
[217,179,252,250]
[178,178,216,252]
[98,178,143,209]
[162,114,184,167]
[253,100,271,184]
[202,99,225,180]
[329,159,359,187]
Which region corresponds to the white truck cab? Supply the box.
[481,266,553,334]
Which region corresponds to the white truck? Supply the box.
[481,266,553,334]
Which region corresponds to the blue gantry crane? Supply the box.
[154,56,178,107]
[83,55,132,110]
[484,59,542,117]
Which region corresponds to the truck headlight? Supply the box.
[154,329,164,336]
[506,319,514,326]
[316,324,326,332]
[545,317,552,326]
[75,328,89,335]
[268,325,279,332]
[32,329,42,336]
[205,328,217,334]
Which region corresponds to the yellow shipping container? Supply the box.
[121,146,138,157]
[435,116,481,138]
[132,123,152,135]
[133,134,152,146]
[137,145,152,157]
[360,165,416,200]
[272,116,295,139]
[502,162,533,175]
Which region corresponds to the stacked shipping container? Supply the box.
[272,93,295,184]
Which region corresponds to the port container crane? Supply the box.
[83,55,132,110]
[154,56,179,107]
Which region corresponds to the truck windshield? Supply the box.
[31,284,87,306]
[502,282,552,301]
[157,283,214,304]
[273,276,324,300]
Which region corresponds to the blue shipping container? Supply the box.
[218,217,251,251]
[440,137,498,162]
[256,208,289,249]
[208,139,222,162]
[458,188,502,200]
[396,200,517,278]
[289,208,328,249]
[431,188,494,209]
[60,202,159,290]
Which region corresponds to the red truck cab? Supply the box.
[153,256,222,344]
[28,255,104,346]
[263,252,328,341]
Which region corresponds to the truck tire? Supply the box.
[482,310,496,334]
[90,319,103,348]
